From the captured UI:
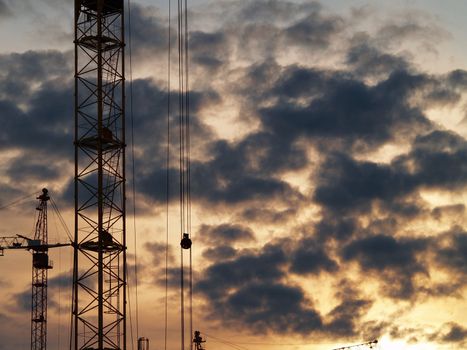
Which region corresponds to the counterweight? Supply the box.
[72,0,126,349]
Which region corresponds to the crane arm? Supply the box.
[332,340,378,350]
[0,235,71,255]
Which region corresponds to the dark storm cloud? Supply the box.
[260,69,432,151]
[284,10,343,48]
[447,69,467,88]
[222,281,323,335]
[438,323,467,343]
[129,4,168,57]
[290,238,338,275]
[190,31,227,70]
[346,42,409,78]
[198,223,255,245]
[0,50,74,203]
[0,50,72,101]
[395,130,467,189]
[341,234,429,299]
[325,283,373,337]
[195,239,381,336]
[0,51,73,156]
[6,159,63,182]
[0,0,11,17]
[314,152,415,214]
[315,215,357,242]
[314,129,467,218]
[435,227,467,275]
[196,242,287,298]
[186,138,305,205]
[342,234,427,271]
[196,242,324,335]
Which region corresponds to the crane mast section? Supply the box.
[72,0,126,349]
[31,189,50,350]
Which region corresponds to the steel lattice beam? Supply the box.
[72,1,126,349]
[31,189,51,350]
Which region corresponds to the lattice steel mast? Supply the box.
[72,0,126,349]
[31,189,51,350]
[0,189,70,350]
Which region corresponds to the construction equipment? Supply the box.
[72,0,127,349]
[0,188,70,350]
[193,331,206,350]
[333,340,378,350]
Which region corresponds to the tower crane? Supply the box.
[0,188,71,350]
[332,340,378,350]
[72,1,126,349]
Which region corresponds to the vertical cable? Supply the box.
[165,1,172,350]
[178,2,186,350]
[184,2,193,348]
[127,267,135,350]
[126,0,140,343]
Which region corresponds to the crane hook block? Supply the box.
[180,233,192,249]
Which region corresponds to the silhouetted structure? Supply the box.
[0,189,70,350]
[72,0,126,349]
[332,340,378,350]
[193,331,206,350]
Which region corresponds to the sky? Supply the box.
[0,0,467,350]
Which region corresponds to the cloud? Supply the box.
[2,0,467,345]
[325,297,373,337]
[435,227,467,275]
[240,207,297,224]
[438,323,467,343]
[198,223,255,246]
[0,0,11,18]
[346,42,409,78]
[260,69,433,153]
[290,238,338,275]
[197,242,324,335]
[341,234,429,299]
[145,241,175,267]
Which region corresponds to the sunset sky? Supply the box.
[0,1,467,349]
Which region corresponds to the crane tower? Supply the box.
[72,0,126,349]
[31,189,51,350]
[0,189,70,350]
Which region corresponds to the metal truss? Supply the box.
[31,189,52,350]
[72,1,126,349]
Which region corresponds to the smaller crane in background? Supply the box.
[0,188,70,350]
[193,331,207,350]
[333,339,378,350]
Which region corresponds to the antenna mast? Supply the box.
[72,0,126,349]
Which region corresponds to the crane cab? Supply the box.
[33,253,52,269]
[81,0,123,14]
